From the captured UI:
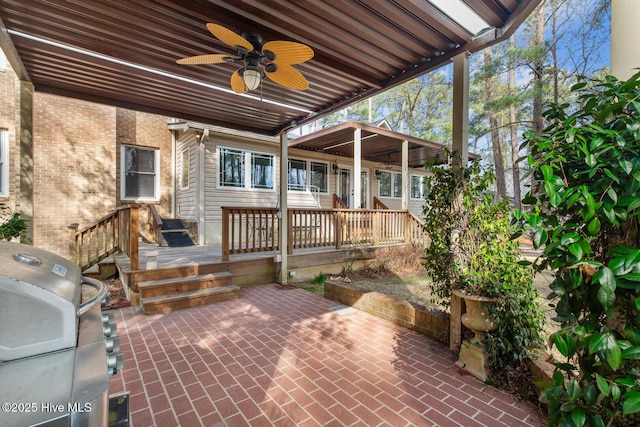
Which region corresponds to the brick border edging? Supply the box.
[324,280,450,345]
[324,280,554,389]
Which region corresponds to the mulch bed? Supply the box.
[102,277,131,310]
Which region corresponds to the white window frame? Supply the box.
[180,147,190,190]
[288,158,329,193]
[378,171,403,199]
[410,175,424,200]
[217,146,275,191]
[120,145,160,202]
[250,152,274,190]
[0,130,7,197]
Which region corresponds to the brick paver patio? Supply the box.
[108,284,545,426]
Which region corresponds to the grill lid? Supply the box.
[0,242,81,303]
[0,242,83,361]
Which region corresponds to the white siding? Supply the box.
[175,135,198,219]
[203,135,279,244]
[176,127,428,244]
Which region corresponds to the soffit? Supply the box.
[0,0,541,135]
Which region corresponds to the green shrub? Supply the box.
[517,71,640,426]
[312,272,327,284]
[422,152,544,376]
[0,203,28,242]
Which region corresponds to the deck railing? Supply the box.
[221,206,429,261]
[332,194,348,209]
[221,207,280,261]
[372,196,389,210]
[139,204,163,245]
[69,205,139,271]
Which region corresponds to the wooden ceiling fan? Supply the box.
[177,23,314,94]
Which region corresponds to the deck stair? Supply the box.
[139,271,238,314]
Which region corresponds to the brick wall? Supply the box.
[0,62,20,211]
[33,93,172,256]
[324,280,450,345]
[115,108,172,217]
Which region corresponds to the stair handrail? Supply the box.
[373,196,389,210]
[407,211,429,245]
[332,194,348,209]
[69,205,139,271]
[143,204,164,244]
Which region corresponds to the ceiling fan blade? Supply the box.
[262,41,314,64]
[230,69,249,94]
[206,23,253,51]
[176,54,232,65]
[265,63,309,91]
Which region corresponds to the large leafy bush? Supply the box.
[518,71,640,426]
[422,153,544,376]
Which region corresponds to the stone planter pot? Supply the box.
[453,289,497,382]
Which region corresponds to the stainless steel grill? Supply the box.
[0,242,124,427]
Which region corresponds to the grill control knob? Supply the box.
[107,352,124,374]
[105,336,121,353]
[103,322,117,337]
[101,293,111,307]
[102,313,115,324]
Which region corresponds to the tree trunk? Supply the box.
[483,48,507,199]
[532,2,545,137]
[530,2,546,193]
[509,35,521,208]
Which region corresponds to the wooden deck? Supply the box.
[112,241,406,313]
[113,243,332,271]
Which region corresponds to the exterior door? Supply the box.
[360,170,369,209]
[338,167,351,207]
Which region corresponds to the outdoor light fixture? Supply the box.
[374,169,382,179]
[332,162,339,175]
[241,67,262,91]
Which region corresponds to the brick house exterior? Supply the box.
[0,53,19,215]
[1,56,173,257]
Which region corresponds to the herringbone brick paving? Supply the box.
[108,284,545,426]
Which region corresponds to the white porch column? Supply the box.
[353,128,362,209]
[279,131,288,284]
[611,0,640,80]
[401,139,409,210]
[451,52,470,169]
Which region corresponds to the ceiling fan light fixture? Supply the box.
[242,68,262,91]
[178,24,313,93]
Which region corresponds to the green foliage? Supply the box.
[0,204,28,242]
[312,272,328,284]
[422,152,544,371]
[517,71,640,426]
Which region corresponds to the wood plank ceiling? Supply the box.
[0,0,541,136]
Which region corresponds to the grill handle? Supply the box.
[77,276,109,316]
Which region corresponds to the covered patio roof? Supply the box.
[0,1,541,136]
[289,120,476,168]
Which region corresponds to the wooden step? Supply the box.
[82,257,117,280]
[138,272,233,298]
[141,285,239,315]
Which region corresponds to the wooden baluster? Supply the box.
[222,208,230,261]
[68,224,79,264]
